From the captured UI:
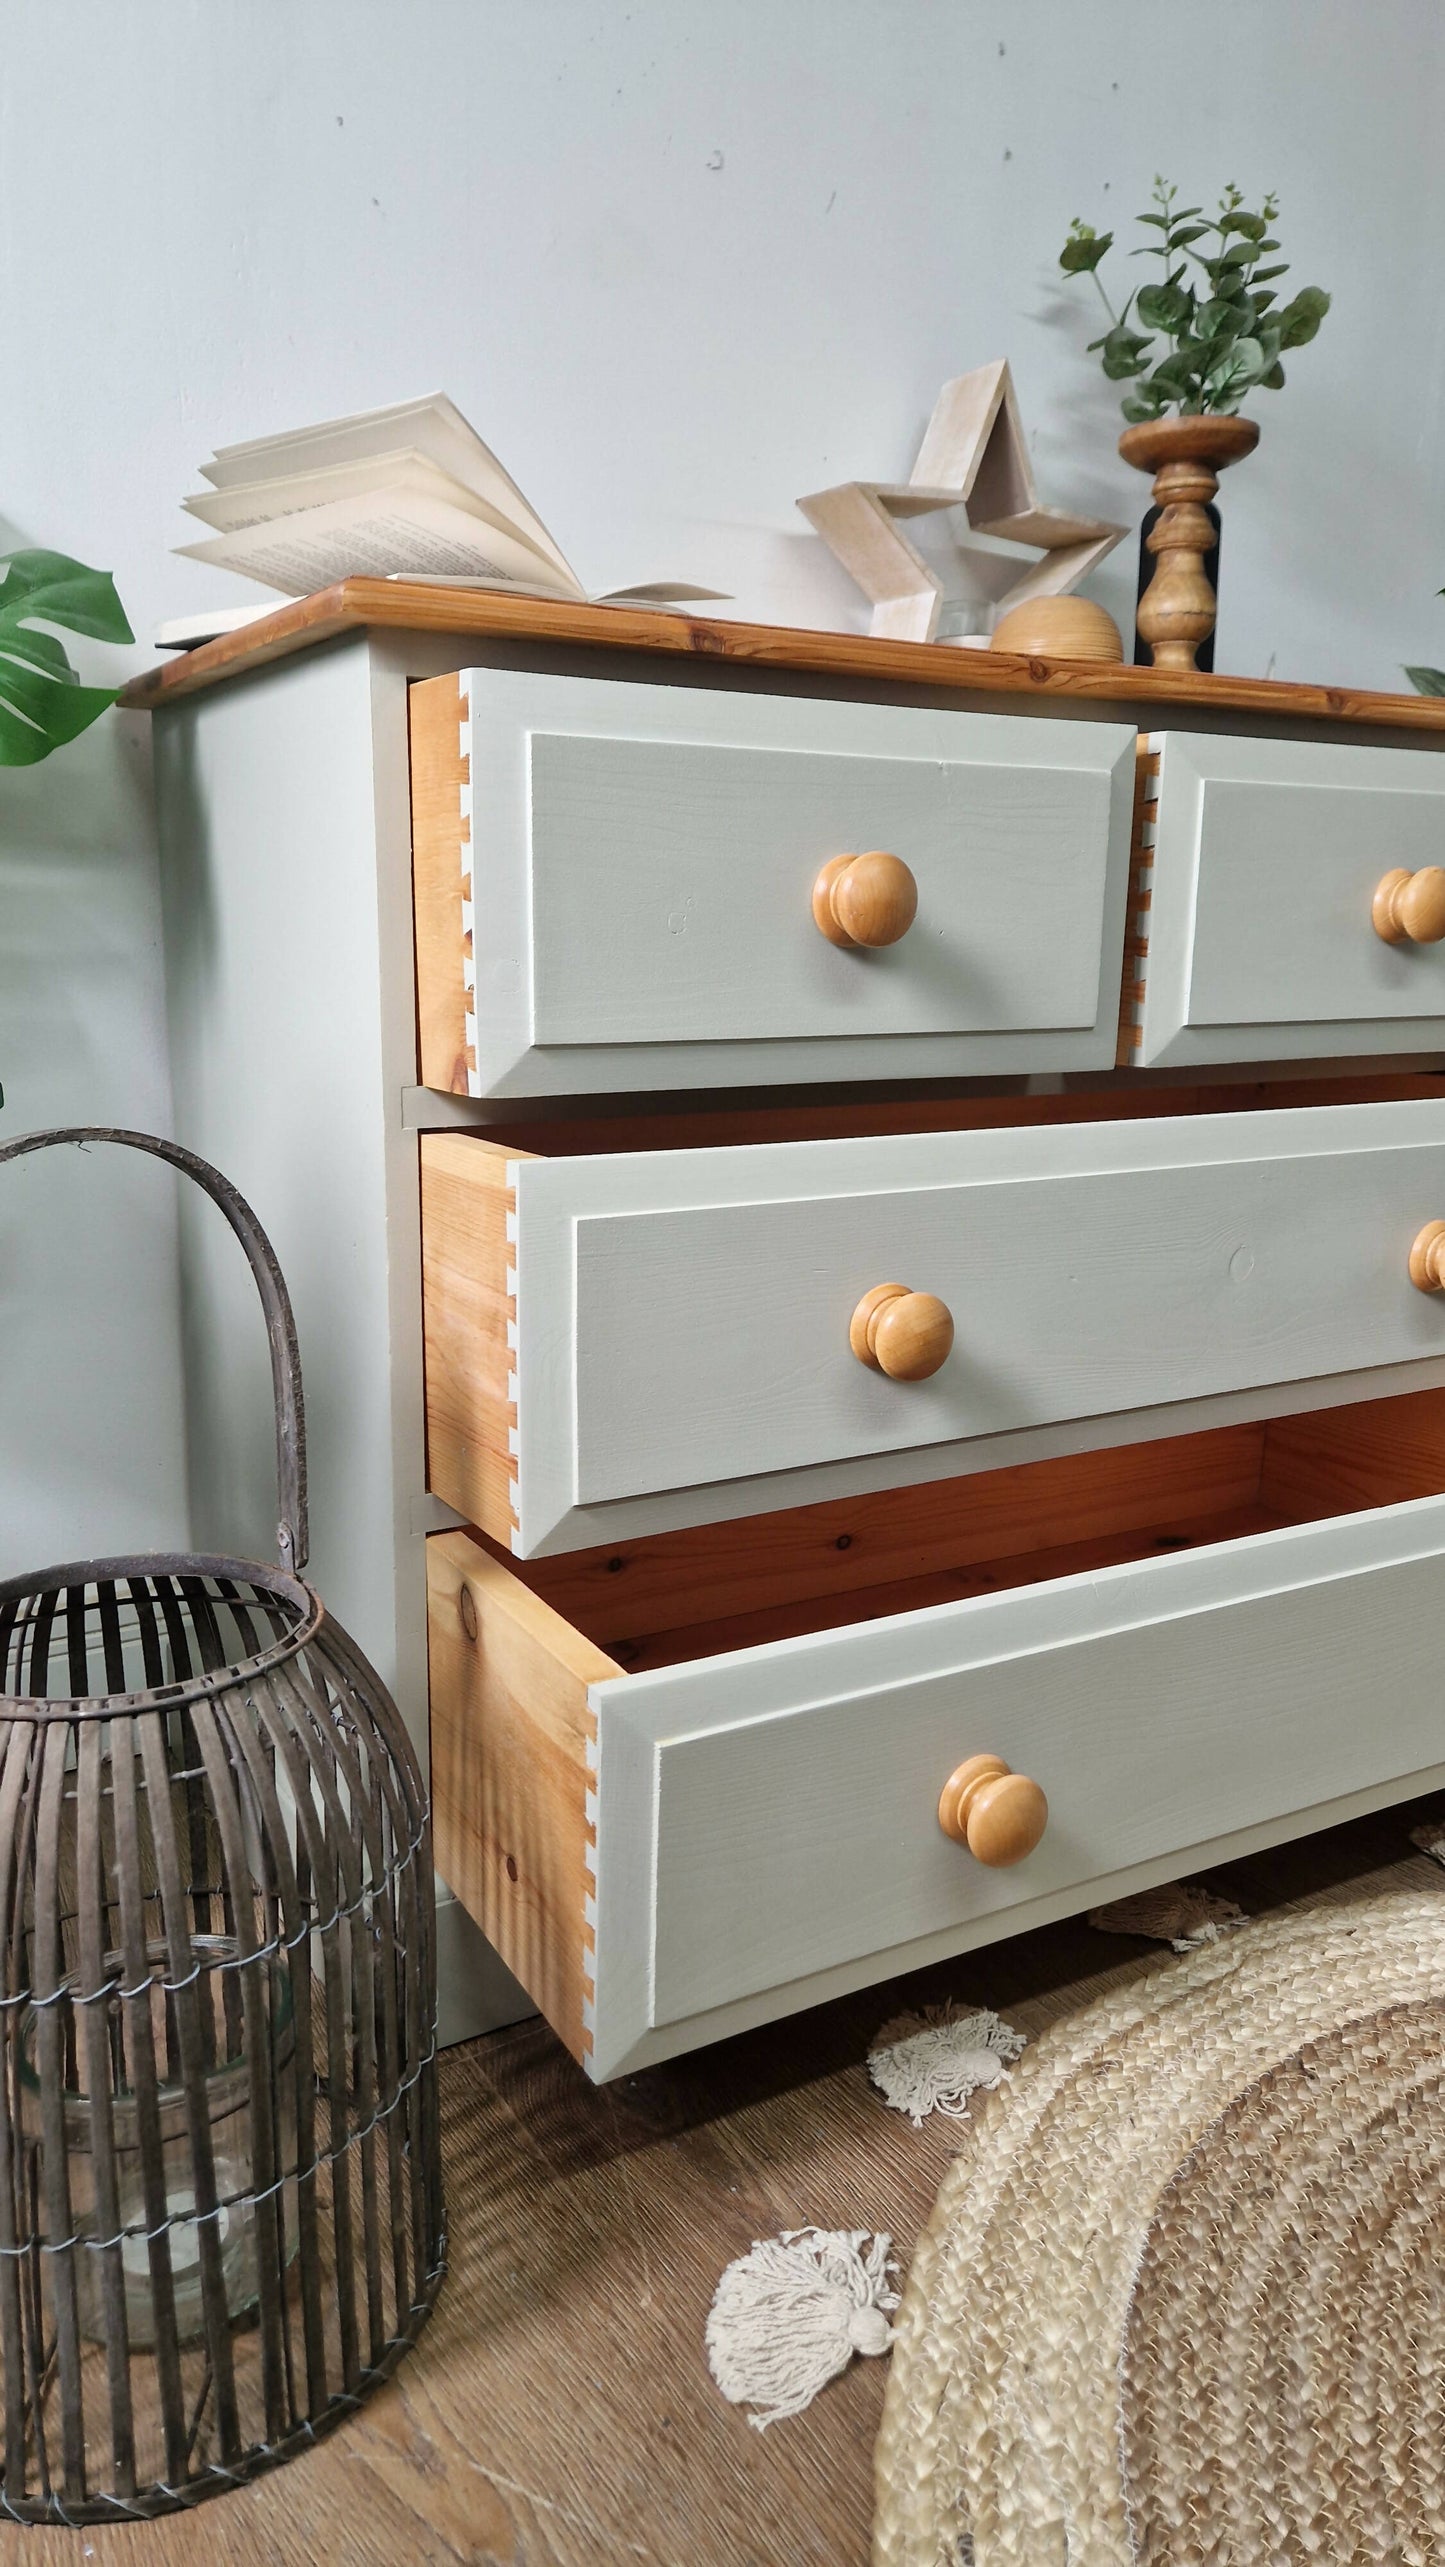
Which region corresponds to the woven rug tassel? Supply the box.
[868,2003,1025,2126]
[705,2227,897,2429]
[1088,1881,1247,1951]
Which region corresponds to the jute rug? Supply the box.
[873,1880,1445,2565]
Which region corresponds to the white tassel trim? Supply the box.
[867,2003,1025,2127]
[1411,1823,1445,1869]
[705,2227,898,2429]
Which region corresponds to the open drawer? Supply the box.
[429,1387,1445,2079]
[1138,731,1445,1066]
[410,668,1136,1096]
[422,1091,1445,1556]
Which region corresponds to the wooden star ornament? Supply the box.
[798,361,1126,644]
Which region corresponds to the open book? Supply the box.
[173,393,725,611]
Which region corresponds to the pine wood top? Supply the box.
[118,578,1445,731]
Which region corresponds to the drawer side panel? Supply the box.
[428,1533,616,2064]
[422,1133,521,1547]
[411,672,473,1096]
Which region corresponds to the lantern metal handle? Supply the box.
[0,1126,308,1573]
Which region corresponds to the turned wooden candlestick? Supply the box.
[1118,415,1259,673]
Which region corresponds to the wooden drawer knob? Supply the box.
[1372,867,1445,944]
[938,1755,1048,1867]
[1410,1220,1445,1291]
[850,1281,954,1380]
[813,850,918,948]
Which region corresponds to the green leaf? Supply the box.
[1060,223,1113,272]
[1260,360,1286,390]
[0,683,116,765]
[1219,238,1260,266]
[0,550,132,644]
[1204,336,1266,398]
[1195,297,1243,342]
[1169,222,1210,248]
[1405,666,1445,696]
[1146,345,1206,391]
[0,623,75,679]
[1135,280,1192,330]
[1135,212,1172,230]
[1120,388,1167,422]
[1095,324,1152,379]
[0,548,132,766]
[1277,284,1330,348]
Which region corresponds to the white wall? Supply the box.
[4,0,1441,1568]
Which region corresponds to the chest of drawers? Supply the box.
[127,585,1445,2073]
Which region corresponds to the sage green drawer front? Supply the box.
[424,1096,1445,1558]
[433,668,1137,1094]
[1140,730,1445,1065]
[582,1493,1445,2076]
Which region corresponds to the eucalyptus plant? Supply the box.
[0,548,132,764]
[1059,178,1330,423]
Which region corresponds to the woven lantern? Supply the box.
[0,1128,444,2524]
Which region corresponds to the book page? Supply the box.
[198,394,578,587]
[596,582,731,604]
[176,487,584,598]
[182,448,557,571]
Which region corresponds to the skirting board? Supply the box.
[435,1887,535,2049]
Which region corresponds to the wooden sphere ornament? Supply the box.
[849,1281,954,1380]
[990,595,1124,663]
[1372,867,1445,945]
[813,851,918,948]
[937,1754,1049,1866]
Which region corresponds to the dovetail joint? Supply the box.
[1119,733,1163,1059]
[458,688,478,1091]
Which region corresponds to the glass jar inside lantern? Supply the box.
[19,1933,299,2350]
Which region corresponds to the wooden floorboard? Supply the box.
[6,1795,1443,2566]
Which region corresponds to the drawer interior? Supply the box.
[491,1383,1445,1670]
[461,1066,1445,1160]
[431,1381,1445,2070]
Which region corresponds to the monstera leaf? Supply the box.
[0,549,133,765]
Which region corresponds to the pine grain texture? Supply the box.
[119,581,1445,734]
[422,1134,529,1543]
[428,1534,614,2063]
[410,673,472,1094]
[510,1420,1269,1644]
